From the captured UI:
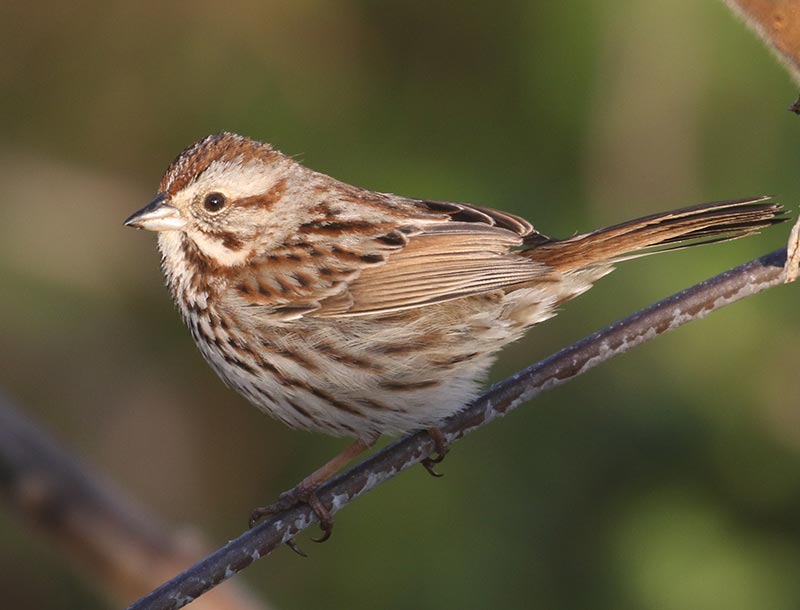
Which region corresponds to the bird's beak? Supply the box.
[124,193,187,231]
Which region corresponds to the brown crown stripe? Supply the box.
[161,132,281,195]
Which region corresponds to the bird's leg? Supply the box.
[250,437,375,547]
[421,427,450,477]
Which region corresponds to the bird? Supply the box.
[124,131,785,540]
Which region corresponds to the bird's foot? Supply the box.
[248,437,375,554]
[249,484,333,556]
[421,427,450,477]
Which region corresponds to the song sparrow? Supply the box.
[125,132,784,539]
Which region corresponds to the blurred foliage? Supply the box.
[1,1,800,609]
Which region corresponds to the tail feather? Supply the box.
[526,196,787,271]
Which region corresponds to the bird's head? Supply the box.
[125,132,297,267]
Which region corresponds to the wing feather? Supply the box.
[315,225,557,317]
[225,197,555,319]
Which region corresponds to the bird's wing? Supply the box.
[225,198,557,320]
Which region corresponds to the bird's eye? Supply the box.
[203,192,227,213]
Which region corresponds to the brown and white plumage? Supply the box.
[125,132,786,441]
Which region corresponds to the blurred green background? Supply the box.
[2,1,800,609]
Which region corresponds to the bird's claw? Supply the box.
[421,427,450,478]
[249,485,334,554]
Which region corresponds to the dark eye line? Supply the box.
[203,192,227,213]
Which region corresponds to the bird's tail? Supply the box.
[525,196,786,272]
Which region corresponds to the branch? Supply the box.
[126,235,798,610]
[0,394,271,610]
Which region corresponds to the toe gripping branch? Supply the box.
[249,437,375,553]
[421,427,450,477]
[249,485,334,556]
[249,430,449,555]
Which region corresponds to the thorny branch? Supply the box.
[126,219,800,610]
